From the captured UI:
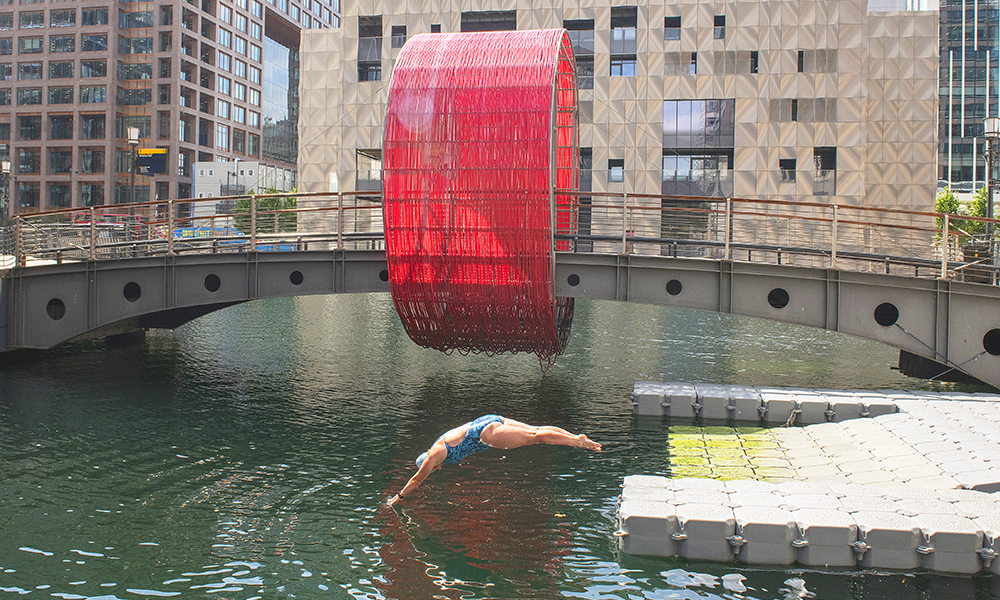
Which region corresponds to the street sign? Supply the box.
[137,151,167,175]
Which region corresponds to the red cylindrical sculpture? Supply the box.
[383,29,578,363]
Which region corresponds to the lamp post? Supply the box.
[1,160,10,229]
[983,117,999,240]
[127,126,140,213]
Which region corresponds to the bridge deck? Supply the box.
[618,383,1000,574]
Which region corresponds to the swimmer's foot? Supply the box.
[577,435,602,452]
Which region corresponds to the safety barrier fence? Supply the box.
[3,190,999,284]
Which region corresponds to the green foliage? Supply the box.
[967,187,990,235]
[233,187,297,234]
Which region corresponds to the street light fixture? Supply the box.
[127,126,140,212]
[1,160,10,229]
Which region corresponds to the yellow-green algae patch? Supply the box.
[666,425,796,482]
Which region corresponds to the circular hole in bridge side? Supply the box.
[666,279,682,296]
[874,302,899,327]
[204,274,221,293]
[567,274,581,287]
[290,270,304,286]
[379,269,389,283]
[123,282,142,303]
[767,288,790,309]
[46,298,66,321]
[984,329,1000,356]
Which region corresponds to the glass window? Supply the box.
[49,149,72,173]
[48,182,71,207]
[158,110,169,139]
[232,80,244,99]
[608,158,624,183]
[217,98,229,118]
[750,50,759,74]
[250,0,262,18]
[49,60,72,77]
[232,104,245,123]
[234,36,246,55]
[779,158,796,182]
[248,64,259,84]
[0,38,11,55]
[80,183,105,206]
[249,110,259,127]
[158,83,169,103]
[16,60,40,78]
[232,128,245,153]
[50,114,72,138]
[248,43,260,62]
[218,4,231,23]
[216,123,228,150]
[18,11,43,28]
[217,75,230,94]
[714,15,725,39]
[0,88,9,104]
[82,34,107,51]
[118,61,152,79]
[119,10,153,28]
[248,132,258,156]
[48,86,72,104]
[17,36,41,53]
[49,34,74,52]
[391,24,406,48]
[158,57,170,77]
[290,5,298,20]
[81,59,106,77]
[0,62,9,80]
[0,13,12,30]
[160,5,172,25]
[610,6,636,54]
[664,16,681,40]
[80,148,104,173]
[249,21,261,40]
[80,85,106,103]
[17,182,40,208]
[218,52,230,71]
[218,28,231,47]
[116,87,151,105]
[118,36,152,54]
[50,9,74,26]
[18,115,41,140]
[610,54,636,77]
[81,8,109,25]
[233,59,246,77]
[662,99,735,148]
[234,12,246,31]
[248,87,258,106]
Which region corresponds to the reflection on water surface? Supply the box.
[1,294,997,599]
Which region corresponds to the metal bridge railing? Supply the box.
[4,190,999,284]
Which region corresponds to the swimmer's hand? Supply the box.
[387,494,400,506]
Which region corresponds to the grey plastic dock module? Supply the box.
[618,476,1000,575]
[695,383,731,420]
[632,383,905,424]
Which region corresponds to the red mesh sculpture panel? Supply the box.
[383,29,578,363]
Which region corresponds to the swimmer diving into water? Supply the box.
[388,415,602,505]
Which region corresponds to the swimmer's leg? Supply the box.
[483,423,601,452]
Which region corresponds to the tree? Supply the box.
[233,187,297,234]
[935,186,964,233]
[968,186,989,236]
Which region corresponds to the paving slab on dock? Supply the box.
[619,384,1000,574]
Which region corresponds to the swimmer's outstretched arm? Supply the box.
[388,447,442,505]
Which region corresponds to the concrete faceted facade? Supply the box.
[298,0,939,224]
[0,0,340,217]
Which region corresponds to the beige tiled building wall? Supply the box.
[297,0,938,241]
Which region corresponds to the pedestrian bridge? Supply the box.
[3,191,1000,388]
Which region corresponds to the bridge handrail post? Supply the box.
[250,192,257,251]
[831,204,838,268]
[89,206,96,261]
[724,198,731,261]
[167,199,174,255]
[337,192,344,250]
[622,192,629,254]
[941,213,949,279]
[14,216,23,268]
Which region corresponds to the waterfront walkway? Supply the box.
[619,384,1000,574]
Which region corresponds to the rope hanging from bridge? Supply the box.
[382,29,579,363]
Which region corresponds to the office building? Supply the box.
[297,0,940,241]
[0,0,340,216]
